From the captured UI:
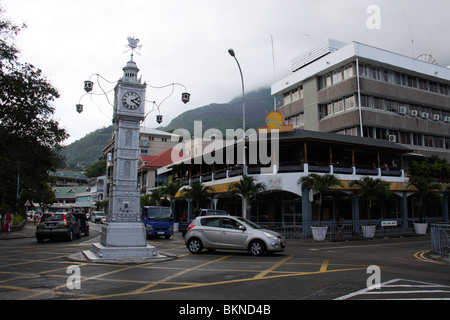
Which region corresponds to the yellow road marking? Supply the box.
[414,250,447,266]
[320,259,329,272]
[253,255,293,279]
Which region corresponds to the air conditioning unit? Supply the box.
[433,114,440,121]
[444,116,450,123]
[411,110,418,117]
[399,106,407,115]
[421,112,429,119]
[388,135,397,143]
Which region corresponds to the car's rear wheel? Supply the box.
[67,230,73,241]
[249,240,266,256]
[187,238,203,254]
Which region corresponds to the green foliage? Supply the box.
[84,159,107,178]
[408,157,450,181]
[61,126,113,170]
[181,182,211,212]
[298,174,343,225]
[0,9,68,213]
[350,177,392,221]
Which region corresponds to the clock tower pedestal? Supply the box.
[83,41,164,262]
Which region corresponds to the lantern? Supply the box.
[156,114,163,124]
[84,80,94,93]
[181,92,190,104]
[76,104,83,113]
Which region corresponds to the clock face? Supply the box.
[122,91,141,110]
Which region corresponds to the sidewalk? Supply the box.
[0,222,36,240]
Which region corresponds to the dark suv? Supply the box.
[36,212,81,242]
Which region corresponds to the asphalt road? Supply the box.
[0,222,448,307]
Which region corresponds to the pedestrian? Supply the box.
[336,215,344,238]
[5,212,12,235]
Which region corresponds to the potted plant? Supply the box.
[298,174,343,241]
[407,176,442,235]
[350,177,392,238]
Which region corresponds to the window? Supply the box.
[345,96,356,110]
[333,69,343,83]
[221,218,243,230]
[334,99,344,114]
[326,74,332,87]
[407,75,417,88]
[201,217,221,227]
[343,64,354,79]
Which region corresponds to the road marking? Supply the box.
[319,259,329,272]
[414,250,447,266]
[253,255,293,279]
[336,278,450,300]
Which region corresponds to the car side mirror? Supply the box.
[239,225,246,231]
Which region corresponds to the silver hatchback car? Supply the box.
[185,215,286,256]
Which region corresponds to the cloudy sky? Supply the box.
[3,0,450,145]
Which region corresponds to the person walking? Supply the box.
[5,212,12,235]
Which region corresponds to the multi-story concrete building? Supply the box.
[271,39,450,161]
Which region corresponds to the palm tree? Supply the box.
[350,176,392,223]
[407,176,442,223]
[161,176,182,212]
[298,173,343,226]
[228,175,267,219]
[181,182,211,213]
[141,187,165,206]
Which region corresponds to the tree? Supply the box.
[228,175,267,219]
[350,176,392,222]
[161,176,182,213]
[84,159,106,178]
[181,182,211,213]
[298,174,343,226]
[0,9,68,213]
[407,176,442,223]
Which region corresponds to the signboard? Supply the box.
[257,111,293,134]
[381,220,398,227]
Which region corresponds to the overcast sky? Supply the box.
[3,0,450,145]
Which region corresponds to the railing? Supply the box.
[257,220,418,241]
[431,224,450,256]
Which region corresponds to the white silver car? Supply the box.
[185,215,286,256]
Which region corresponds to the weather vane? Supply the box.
[125,36,143,60]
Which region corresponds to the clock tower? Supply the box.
[85,38,157,261]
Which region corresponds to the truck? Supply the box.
[141,206,174,239]
[179,208,230,237]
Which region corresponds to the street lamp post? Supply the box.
[228,49,245,133]
[228,48,247,177]
[229,48,248,219]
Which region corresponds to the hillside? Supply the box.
[61,87,275,169]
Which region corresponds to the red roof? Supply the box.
[143,148,188,168]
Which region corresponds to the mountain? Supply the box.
[61,87,275,169]
[159,87,276,135]
[61,126,113,170]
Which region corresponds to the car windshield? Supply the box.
[143,207,172,221]
[41,213,63,222]
[235,217,262,229]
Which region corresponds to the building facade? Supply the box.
[271,39,450,161]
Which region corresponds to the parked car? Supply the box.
[72,212,89,236]
[185,215,286,256]
[91,211,105,223]
[36,212,81,242]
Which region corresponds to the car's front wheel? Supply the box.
[249,240,266,256]
[187,238,203,254]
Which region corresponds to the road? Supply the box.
[0,222,448,306]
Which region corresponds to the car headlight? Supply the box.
[264,232,278,241]
[168,225,174,231]
[146,225,153,231]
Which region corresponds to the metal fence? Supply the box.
[431,224,450,256]
[258,220,418,241]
